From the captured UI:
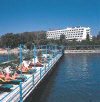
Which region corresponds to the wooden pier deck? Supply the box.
[0,53,62,102]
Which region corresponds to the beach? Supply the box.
[0,48,18,55]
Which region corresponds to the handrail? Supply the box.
[0,54,62,102]
[8,91,20,102]
[0,85,19,101]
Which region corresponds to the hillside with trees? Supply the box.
[0,30,100,48]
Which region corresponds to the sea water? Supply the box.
[30,53,100,102]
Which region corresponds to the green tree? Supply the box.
[86,34,90,41]
[38,33,46,40]
[26,41,32,49]
[60,34,65,42]
[1,33,14,48]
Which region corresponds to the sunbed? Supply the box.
[17,68,37,74]
[0,84,13,91]
[15,76,27,79]
[29,62,43,67]
[5,72,27,80]
[0,77,22,84]
[0,84,13,88]
[47,58,52,61]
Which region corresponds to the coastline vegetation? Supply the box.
[0,31,100,49]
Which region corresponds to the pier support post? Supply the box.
[20,82,22,102]
[45,64,46,73]
[33,74,34,87]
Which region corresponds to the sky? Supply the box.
[0,0,100,36]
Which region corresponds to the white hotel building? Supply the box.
[46,26,92,41]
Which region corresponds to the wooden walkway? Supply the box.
[0,54,62,102]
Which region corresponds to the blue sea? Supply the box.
[30,53,100,102]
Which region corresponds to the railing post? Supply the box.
[41,45,43,64]
[34,45,35,68]
[54,45,56,56]
[39,46,40,52]
[48,62,49,69]
[53,59,54,64]
[20,44,22,76]
[46,45,47,58]
[33,74,34,87]
[31,46,32,57]
[51,59,52,67]
[3,57,4,62]
[52,46,53,57]
[45,64,46,73]
[40,68,42,79]
[26,46,27,55]
[20,82,22,102]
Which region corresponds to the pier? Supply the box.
[0,44,64,102]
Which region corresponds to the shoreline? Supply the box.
[0,48,19,55]
[64,50,100,54]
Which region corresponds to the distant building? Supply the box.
[46,26,92,41]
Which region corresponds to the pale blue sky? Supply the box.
[0,0,99,36]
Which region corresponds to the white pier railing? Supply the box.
[0,54,62,102]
